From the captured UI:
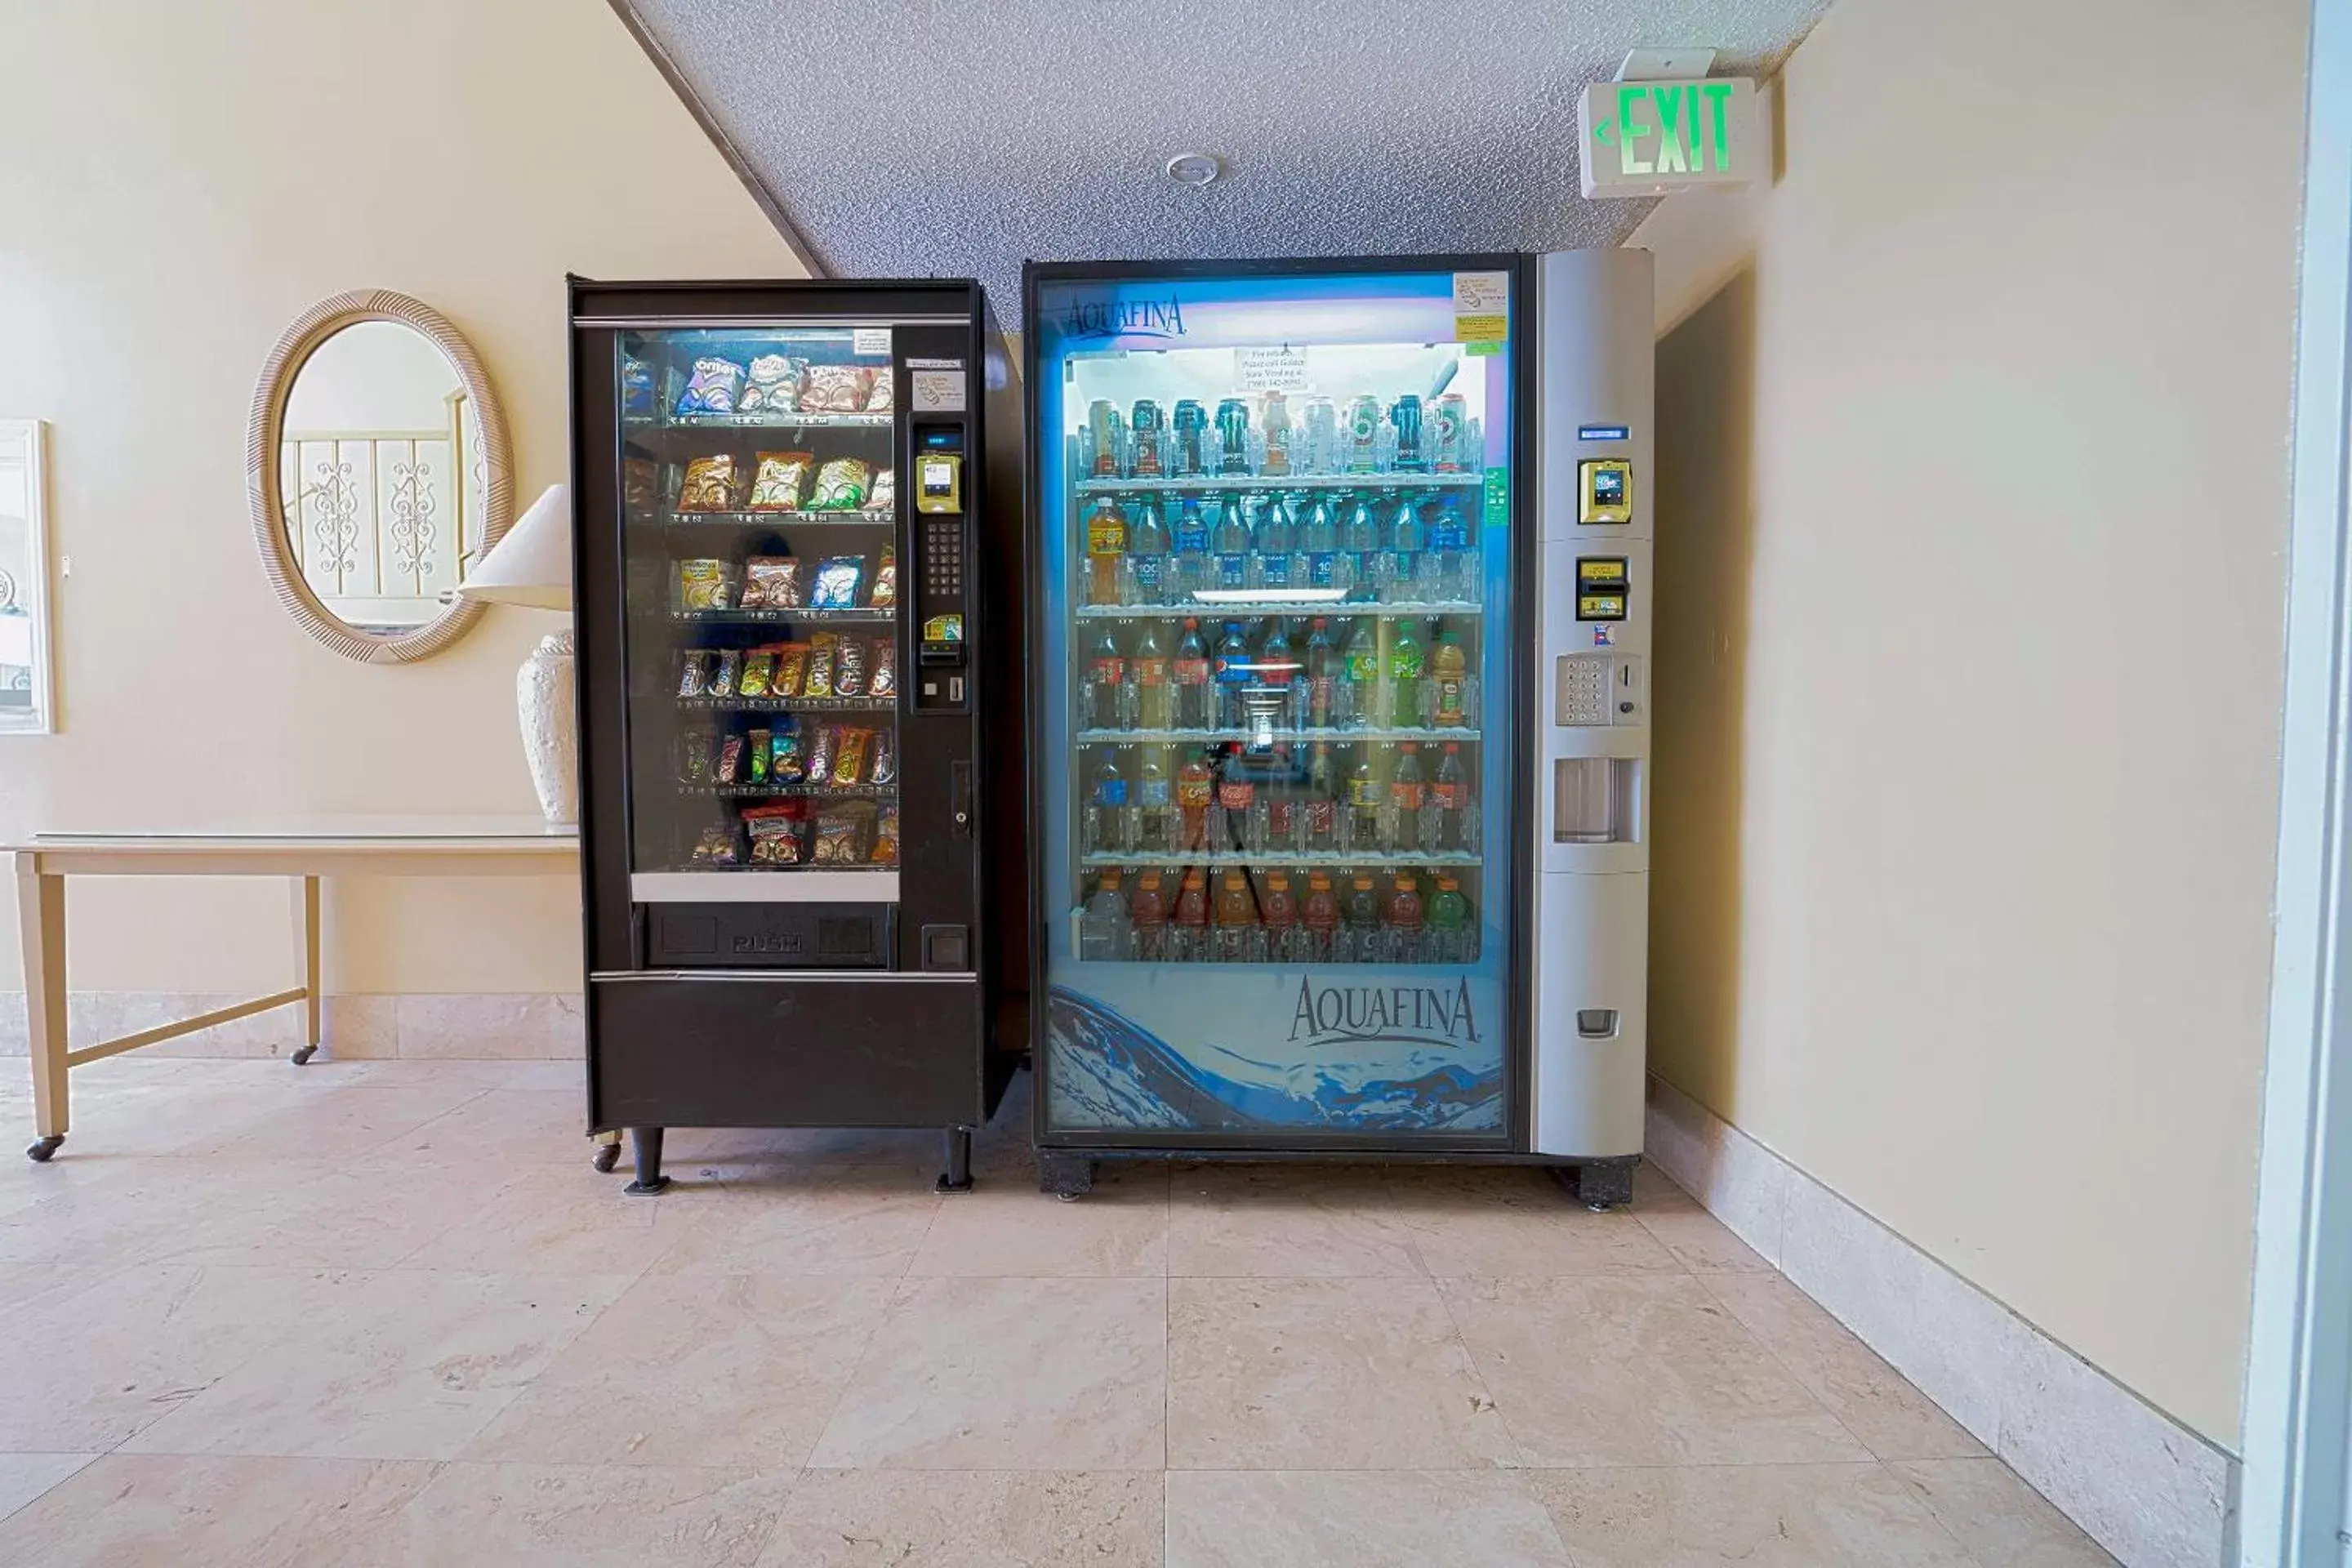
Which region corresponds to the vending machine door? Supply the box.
[1026,259,1530,1151]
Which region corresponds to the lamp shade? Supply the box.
[458,483,572,611]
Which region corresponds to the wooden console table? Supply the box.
[10,817,578,1161]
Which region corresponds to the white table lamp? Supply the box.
[459,483,577,824]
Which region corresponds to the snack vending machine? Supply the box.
[1024,252,1652,1203]
[568,277,1014,1193]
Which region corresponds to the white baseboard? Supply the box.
[1645,1076,2234,1568]
[0,991,585,1061]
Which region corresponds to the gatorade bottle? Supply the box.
[1130,871,1170,962]
[1341,873,1382,964]
[1383,874,1425,965]
[1171,869,1209,962]
[1175,746,1214,849]
[1428,874,1469,964]
[1432,742,1470,853]
[1214,871,1257,962]
[1260,872,1299,963]
[1085,497,1128,606]
[1388,742,1426,854]
[1080,871,1130,961]
[1174,617,1212,729]
[1345,745,1382,853]
[1132,621,1172,730]
[1432,630,1468,727]
[1302,872,1340,962]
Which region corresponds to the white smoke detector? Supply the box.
[1165,152,1223,187]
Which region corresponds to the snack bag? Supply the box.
[746,452,814,512]
[746,728,772,784]
[677,559,736,610]
[810,555,864,608]
[871,804,901,865]
[869,637,898,697]
[870,728,898,786]
[737,648,776,699]
[677,455,745,512]
[677,728,714,784]
[806,724,838,786]
[834,636,868,697]
[715,734,745,784]
[802,364,875,412]
[621,357,655,414]
[744,802,808,864]
[692,823,742,865]
[871,546,898,609]
[769,721,805,783]
[742,556,802,610]
[871,469,894,512]
[677,648,712,698]
[802,633,838,697]
[808,458,875,512]
[834,728,871,786]
[710,648,740,698]
[865,373,894,413]
[675,358,745,416]
[623,457,658,511]
[737,354,804,416]
[814,801,879,863]
[772,642,809,698]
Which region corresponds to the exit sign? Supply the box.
[1579,78,1759,198]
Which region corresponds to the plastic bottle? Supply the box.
[1214,741,1255,824]
[1171,869,1209,962]
[1127,495,1171,605]
[1345,746,1382,853]
[1431,742,1470,854]
[1387,619,1425,727]
[1427,874,1469,964]
[1431,630,1468,728]
[1340,617,1379,728]
[1174,617,1212,730]
[1427,493,1469,601]
[1085,750,1129,853]
[1134,746,1173,853]
[1388,742,1426,854]
[1260,871,1299,963]
[1258,620,1297,692]
[1175,746,1214,849]
[1212,493,1252,590]
[1130,871,1170,962]
[1340,872,1382,963]
[1383,874,1425,964]
[1298,492,1339,590]
[1171,497,1210,601]
[1303,617,1338,728]
[1132,621,1172,730]
[1339,490,1381,594]
[1214,621,1253,728]
[1214,871,1257,962]
[1303,743,1339,853]
[1388,491,1426,601]
[1254,492,1297,588]
[1302,872,1340,961]
[1080,871,1131,961]
[1085,497,1128,606]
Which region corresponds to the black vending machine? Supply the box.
[568,277,1016,1193]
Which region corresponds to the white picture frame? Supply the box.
[0,418,56,734]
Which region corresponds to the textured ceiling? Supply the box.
[618,0,1829,320]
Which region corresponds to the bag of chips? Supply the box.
[742,556,803,610]
[746,728,771,784]
[870,469,894,513]
[773,642,809,698]
[802,633,837,697]
[677,455,745,512]
[744,803,808,865]
[677,559,737,610]
[624,457,658,511]
[746,452,814,512]
[677,728,715,784]
[692,823,742,865]
[810,555,864,608]
[865,373,894,413]
[813,800,878,863]
[802,364,875,413]
[737,648,776,699]
[869,637,898,697]
[769,721,804,783]
[834,728,871,786]
[835,636,867,697]
[675,358,745,416]
[869,728,898,786]
[621,357,655,414]
[677,648,712,698]
[806,724,837,786]
[808,458,875,512]
[871,804,901,865]
[710,648,740,697]
[715,734,745,785]
[738,355,804,416]
[871,545,898,609]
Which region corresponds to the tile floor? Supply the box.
[0,1054,2118,1566]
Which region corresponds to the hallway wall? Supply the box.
[1631,0,2309,1446]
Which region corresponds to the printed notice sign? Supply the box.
[1453,271,1509,345]
[1235,346,1309,393]
[852,327,893,355]
[910,367,966,413]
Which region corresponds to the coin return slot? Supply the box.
[1552,757,1641,844]
[1575,1009,1620,1039]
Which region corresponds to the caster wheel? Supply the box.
[592,1143,621,1174]
[26,1135,63,1163]
[291,1045,318,1066]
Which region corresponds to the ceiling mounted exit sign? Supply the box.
[1578,78,1759,198]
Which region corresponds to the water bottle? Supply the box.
[1080,871,1132,961]
[1339,491,1381,598]
[1172,497,1210,602]
[1388,492,1427,603]
[1127,495,1172,605]
[1171,870,1209,961]
[1212,493,1252,590]
[1134,746,1174,852]
[1254,492,1297,588]
[1428,493,1469,602]
[1298,493,1339,591]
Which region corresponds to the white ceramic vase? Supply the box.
[518,630,577,825]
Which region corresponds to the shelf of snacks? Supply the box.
[687,795,902,871]
[685,782,895,801]
[675,634,899,703]
[626,412,894,430]
[661,509,894,528]
[626,353,897,424]
[672,608,894,625]
[1077,850,1483,869]
[672,451,891,518]
[1076,726,1481,744]
[1074,600,1481,619]
[1075,472,1484,495]
[677,719,896,795]
[680,696,894,715]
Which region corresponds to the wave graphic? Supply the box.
[1045,985,1503,1134]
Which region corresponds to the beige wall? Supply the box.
[1633,0,2306,1446]
[0,0,795,994]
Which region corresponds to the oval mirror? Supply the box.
[247,291,513,662]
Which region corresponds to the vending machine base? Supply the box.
[1036,1148,1638,1211]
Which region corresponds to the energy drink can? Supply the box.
[1129,399,1165,479]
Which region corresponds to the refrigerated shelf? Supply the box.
[670,608,895,625]
[1076,726,1481,744]
[625,412,894,430]
[682,783,896,800]
[1073,602,1482,620]
[1074,473,1484,495]
[1077,850,1483,869]
[662,510,895,528]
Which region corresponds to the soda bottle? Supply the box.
[1133,621,1172,730]
[1088,625,1126,731]
[1428,493,1469,601]
[1131,870,1170,961]
[1080,871,1131,961]
[1127,494,1172,605]
[1212,493,1252,590]
[1260,391,1293,476]
[1297,493,1338,590]
[1388,741,1426,854]
[1085,497,1128,606]
[1340,872,1382,963]
[1085,750,1129,853]
[1172,497,1211,600]
[1383,874,1425,964]
[1303,617,1338,728]
[1389,490,1427,601]
[1254,492,1297,587]
[1260,871,1300,962]
[1171,869,1209,961]
[1134,746,1174,852]
[1214,621,1252,728]
[1431,742,1471,853]
[1215,741,1255,822]
[1213,870,1256,961]
[1431,630,1468,728]
[1174,617,1212,729]
[1302,872,1340,961]
[1341,617,1379,728]
[1303,743,1339,852]
[1345,745,1381,852]
[1388,619,1425,726]
[1258,620,1297,689]
[1428,873,1469,964]
[1175,746,1214,848]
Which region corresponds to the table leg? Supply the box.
[289,875,321,1065]
[14,853,66,1162]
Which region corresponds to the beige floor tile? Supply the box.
[390,1089,599,1169]
[394,1169,699,1276]
[1701,1272,1984,1460]
[1635,1158,1703,1209]
[1639,1205,1775,1272]
[1439,1276,1872,1467]
[394,1461,792,1566]
[175,1083,487,1160]
[0,1454,434,1568]
[656,1166,943,1276]
[122,1268,634,1460]
[1891,1458,2119,1566]
[1167,1276,1516,1469]
[1530,1463,1979,1567]
[809,1276,1165,1469]
[0,1453,98,1521]
[465,1273,893,1468]
[911,1163,1167,1276]
[1386,1167,1683,1276]
[759,1469,1162,1567]
[1165,1164,1423,1277]
[1166,1470,1571,1567]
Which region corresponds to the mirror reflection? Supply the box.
[278,321,488,629]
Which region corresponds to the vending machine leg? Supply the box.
[624,1127,670,1196]
[1037,1151,1097,1200]
[1555,1156,1636,1212]
[937,1127,975,1194]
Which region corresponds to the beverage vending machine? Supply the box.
[568,277,1016,1193]
[1023,252,1652,1204]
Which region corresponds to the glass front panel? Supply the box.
[618,328,902,883]
[1036,269,1515,1138]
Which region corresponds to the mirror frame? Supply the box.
[247,289,514,662]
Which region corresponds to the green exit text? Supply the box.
[1593,82,1739,176]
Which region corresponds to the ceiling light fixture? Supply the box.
[1165,152,1223,187]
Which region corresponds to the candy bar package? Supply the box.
[808,458,875,512]
[677,648,712,698]
[744,803,808,866]
[802,632,838,698]
[871,545,898,609]
[675,357,746,416]
[833,728,871,786]
[623,458,658,512]
[810,555,865,608]
[715,734,745,785]
[802,364,875,413]
[676,727,715,785]
[677,455,745,512]
[813,800,878,864]
[742,556,803,610]
[737,648,776,699]
[692,824,742,866]
[773,642,809,698]
[806,724,838,786]
[737,354,804,416]
[710,648,741,698]
[746,452,814,512]
[869,637,898,697]
[769,722,805,783]
[746,728,772,785]
[871,804,901,865]
[621,357,655,415]
[834,635,868,697]
[871,469,894,512]
[869,728,898,786]
[865,373,894,413]
[677,559,738,610]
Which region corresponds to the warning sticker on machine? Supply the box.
[1453,270,1508,344]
